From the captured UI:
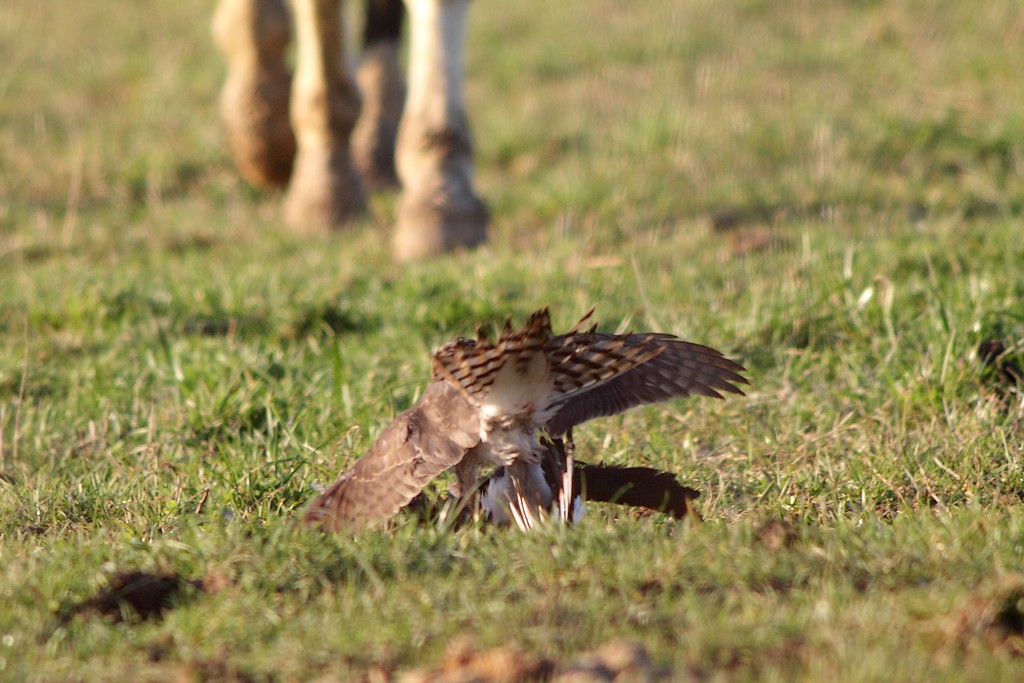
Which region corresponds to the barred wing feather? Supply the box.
[544,334,747,437]
[305,381,481,531]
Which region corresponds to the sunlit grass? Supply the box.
[2,0,1024,679]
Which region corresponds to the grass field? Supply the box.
[3,0,1024,679]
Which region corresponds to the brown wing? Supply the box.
[544,334,748,436]
[431,308,666,413]
[305,381,482,532]
[431,308,554,404]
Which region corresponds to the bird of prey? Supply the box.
[304,308,747,531]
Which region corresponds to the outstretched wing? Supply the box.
[305,381,482,532]
[431,308,666,419]
[544,334,748,436]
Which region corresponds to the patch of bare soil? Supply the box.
[61,570,197,623]
[949,576,1024,656]
[398,638,662,682]
[58,567,232,625]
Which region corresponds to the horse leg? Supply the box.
[285,0,366,230]
[393,0,487,261]
[353,0,405,189]
[212,0,295,188]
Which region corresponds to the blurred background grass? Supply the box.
[2,0,1024,679]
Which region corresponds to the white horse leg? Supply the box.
[285,0,366,230]
[353,41,404,189]
[352,0,405,189]
[394,0,487,261]
[212,0,295,188]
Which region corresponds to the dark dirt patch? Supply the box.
[950,577,1024,656]
[978,339,1023,387]
[60,570,202,624]
[400,638,663,682]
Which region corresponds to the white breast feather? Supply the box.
[480,351,554,420]
[480,462,553,525]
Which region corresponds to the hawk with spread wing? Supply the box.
[305,308,747,531]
